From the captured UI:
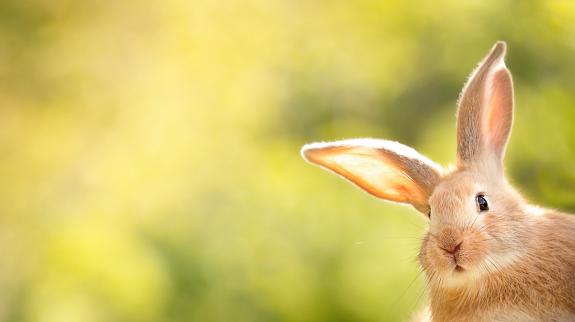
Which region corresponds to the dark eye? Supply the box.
[476,195,489,212]
[428,209,431,218]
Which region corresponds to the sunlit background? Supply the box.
[1,1,575,321]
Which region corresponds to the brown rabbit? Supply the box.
[301,41,575,321]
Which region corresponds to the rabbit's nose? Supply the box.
[440,241,462,255]
[437,226,463,258]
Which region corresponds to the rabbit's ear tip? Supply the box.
[300,144,316,162]
[300,146,309,160]
[301,142,336,164]
[484,41,507,65]
[494,40,507,48]
[492,41,507,55]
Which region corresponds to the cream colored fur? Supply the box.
[301,41,575,321]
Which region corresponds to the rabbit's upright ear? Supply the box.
[301,139,442,215]
[456,41,514,170]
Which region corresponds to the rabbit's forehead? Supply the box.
[431,174,477,205]
[428,172,484,222]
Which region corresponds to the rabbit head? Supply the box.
[301,41,529,287]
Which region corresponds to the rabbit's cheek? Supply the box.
[423,238,453,274]
[458,230,489,269]
[419,235,439,273]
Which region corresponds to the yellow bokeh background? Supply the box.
[1,1,575,321]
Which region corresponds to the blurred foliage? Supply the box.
[0,0,574,321]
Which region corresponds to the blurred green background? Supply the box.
[1,0,575,321]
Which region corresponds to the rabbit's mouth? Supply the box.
[419,226,490,281]
[450,256,466,273]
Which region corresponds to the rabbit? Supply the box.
[301,41,575,322]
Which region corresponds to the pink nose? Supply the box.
[440,241,462,255]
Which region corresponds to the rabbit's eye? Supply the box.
[476,195,489,212]
[427,209,431,218]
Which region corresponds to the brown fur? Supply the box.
[422,213,575,321]
[420,169,575,321]
[301,41,575,321]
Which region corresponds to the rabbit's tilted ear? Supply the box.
[301,139,442,215]
[456,41,514,169]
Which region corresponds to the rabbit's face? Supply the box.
[419,169,527,285]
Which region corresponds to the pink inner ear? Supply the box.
[302,139,442,214]
[327,152,423,204]
[485,69,513,156]
[303,144,434,211]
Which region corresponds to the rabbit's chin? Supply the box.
[436,263,485,288]
[423,263,488,290]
